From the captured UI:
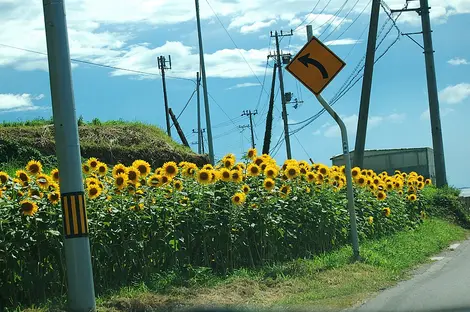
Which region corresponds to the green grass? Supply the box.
[18,219,467,312]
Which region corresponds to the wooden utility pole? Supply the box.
[241,110,258,148]
[169,108,190,147]
[158,55,172,137]
[262,63,277,155]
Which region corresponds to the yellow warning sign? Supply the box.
[61,192,88,238]
[286,36,345,95]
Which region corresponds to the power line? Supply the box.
[292,0,322,31]
[317,0,350,39]
[170,88,197,128]
[322,0,363,41]
[329,0,372,42]
[204,0,270,98]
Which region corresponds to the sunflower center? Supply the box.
[320,168,327,175]
[99,167,106,173]
[19,173,28,181]
[288,169,296,176]
[90,161,98,168]
[266,181,273,187]
[21,202,33,212]
[90,188,98,196]
[166,166,176,174]
[116,177,124,185]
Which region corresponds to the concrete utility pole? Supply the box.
[306,25,313,42]
[271,30,293,159]
[158,55,172,137]
[195,0,215,165]
[196,72,202,154]
[262,63,277,155]
[192,128,206,154]
[353,0,381,169]
[241,110,258,148]
[391,0,447,187]
[42,0,96,311]
[168,108,190,147]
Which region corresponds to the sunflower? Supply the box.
[231,192,246,206]
[112,164,127,177]
[242,184,250,194]
[350,166,361,177]
[127,167,140,183]
[284,165,299,180]
[0,171,8,184]
[16,170,30,183]
[306,172,316,183]
[203,164,214,170]
[264,166,278,178]
[247,164,261,177]
[132,160,151,177]
[147,174,162,187]
[223,157,235,169]
[369,184,377,192]
[231,170,243,183]
[82,164,91,175]
[377,191,387,201]
[368,216,374,225]
[417,181,425,190]
[35,173,50,189]
[417,175,424,182]
[173,180,183,191]
[47,191,60,205]
[161,175,171,185]
[356,175,366,187]
[425,178,432,186]
[49,168,59,182]
[252,156,263,167]
[279,184,291,197]
[219,168,232,182]
[263,178,275,191]
[180,196,190,205]
[398,190,404,196]
[247,148,257,159]
[318,165,329,176]
[386,182,393,191]
[29,189,43,199]
[407,194,417,202]
[86,177,100,187]
[87,185,102,199]
[20,200,39,216]
[197,169,212,185]
[25,160,42,176]
[97,162,108,176]
[114,173,128,190]
[183,166,197,177]
[382,207,391,217]
[420,210,427,219]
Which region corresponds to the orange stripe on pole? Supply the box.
[71,195,79,235]
[79,194,86,234]
[63,196,71,236]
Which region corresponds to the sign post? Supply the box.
[42,0,96,310]
[286,36,360,260]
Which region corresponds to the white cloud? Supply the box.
[323,113,406,138]
[240,20,276,34]
[325,38,362,46]
[448,57,469,65]
[313,130,321,136]
[420,107,455,121]
[0,93,45,113]
[439,83,470,104]
[227,82,261,90]
[1,0,469,80]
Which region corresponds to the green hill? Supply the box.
[0,119,209,169]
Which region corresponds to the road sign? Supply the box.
[286,36,346,95]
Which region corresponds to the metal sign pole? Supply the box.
[42,0,96,311]
[315,94,360,260]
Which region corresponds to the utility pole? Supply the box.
[306,25,313,41]
[353,0,381,169]
[195,0,215,165]
[196,72,202,154]
[42,0,96,311]
[262,63,277,155]
[192,128,206,154]
[158,55,172,137]
[391,0,447,187]
[270,30,293,159]
[168,108,190,147]
[241,110,258,148]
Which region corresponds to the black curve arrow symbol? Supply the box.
[298,53,329,79]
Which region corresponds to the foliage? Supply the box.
[0,149,443,307]
[0,120,209,168]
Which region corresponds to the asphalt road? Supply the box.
[352,238,470,312]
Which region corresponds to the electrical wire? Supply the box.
[322,0,363,41]
[170,88,197,129]
[292,0,322,31]
[204,0,270,98]
[317,0,350,39]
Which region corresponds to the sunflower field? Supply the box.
[0,149,433,307]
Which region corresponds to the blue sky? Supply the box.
[0,0,469,187]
